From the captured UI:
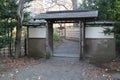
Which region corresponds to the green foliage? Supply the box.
[79,0,116,20]
[114,22,120,44]
[103,22,120,44]
[0,0,30,49]
[53,33,60,42]
[0,0,17,48]
[23,12,31,24]
[113,1,120,44]
[103,28,113,35]
[79,0,120,44]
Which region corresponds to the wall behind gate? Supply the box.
[28,27,46,58]
[85,26,115,63]
[66,27,80,41]
[29,28,46,38]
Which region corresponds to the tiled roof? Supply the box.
[24,20,46,27]
[34,10,98,20]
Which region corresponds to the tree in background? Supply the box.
[0,0,17,56]
[15,0,31,58]
[79,0,120,55]
[15,0,25,58]
[71,0,78,10]
[43,0,72,11]
[112,0,120,44]
[79,0,115,20]
[0,0,31,58]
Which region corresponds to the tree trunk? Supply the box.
[15,16,22,58]
[15,0,24,58]
[71,0,78,27]
[10,27,13,57]
[72,0,78,10]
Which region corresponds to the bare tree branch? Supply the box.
[44,0,71,10]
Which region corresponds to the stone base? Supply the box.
[85,38,116,63]
[28,38,46,58]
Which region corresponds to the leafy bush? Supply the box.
[103,22,120,44]
[53,33,60,42]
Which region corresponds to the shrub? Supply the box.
[53,33,60,42]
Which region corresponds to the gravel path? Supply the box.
[0,57,113,80]
[54,39,80,57]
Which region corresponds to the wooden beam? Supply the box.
[83,22,86,55]
[25,27,29,56]
[46,22,53,56]
[79,21,85,60]
[82,22,85,58]
[79,21,82,59]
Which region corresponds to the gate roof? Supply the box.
[34,10,98,23]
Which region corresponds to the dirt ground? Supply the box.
[0,57,116,80]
